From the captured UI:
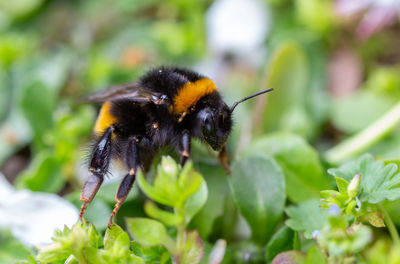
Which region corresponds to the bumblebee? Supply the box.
[79,66,273,226]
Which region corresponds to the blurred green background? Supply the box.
[0,0,400,263]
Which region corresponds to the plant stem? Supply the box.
[324,102,400,164]
[378,204,400,246]
[175,207,186,263]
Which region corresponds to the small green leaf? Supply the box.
[230,154,286,244]
[335,177,349,194]
[144,200,183,226]
[266,226,295,262]
[126,218,175,253]
[137,171,174,207]
[285,199,328,239]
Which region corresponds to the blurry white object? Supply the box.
[208,239,227,264]
[206,0,269,57]
[0,173,78,246]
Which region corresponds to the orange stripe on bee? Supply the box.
[173,78,217,115]
[94,102,117,135]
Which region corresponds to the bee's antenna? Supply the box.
[230,88,274,112]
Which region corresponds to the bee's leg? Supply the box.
[218,145,232,174]
[80,125,114,220]
[108,136,139,227]
[179,130,191,167]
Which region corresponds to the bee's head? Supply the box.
[195,88,273,151]
[198,103,232,151]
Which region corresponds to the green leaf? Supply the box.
[305,245,327,264]
[285,199,328,239]
[180,231,204,264]
[328,154,400,203]
[335,177,349,194]
[272,250,305,264]
[126,218,175,253]
[229,154,286,244]
[245,133,330,202]
[144,200,183,226]
[137,171,174,207]
[266,226,295,262]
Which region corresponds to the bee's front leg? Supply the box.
[108,136,140,227]
[179,130,191,167]
[80,125,114,220]
[218,145,232,174]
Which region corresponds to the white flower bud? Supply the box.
[347,174,361,199]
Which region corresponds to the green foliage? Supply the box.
[37,222,144,264]
[3,0,400,263]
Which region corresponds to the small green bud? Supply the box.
[160,156,179,181]
[347,174,361,199]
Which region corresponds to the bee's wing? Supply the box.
[82,82,170,106]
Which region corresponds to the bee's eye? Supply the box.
[204,115,213,131]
